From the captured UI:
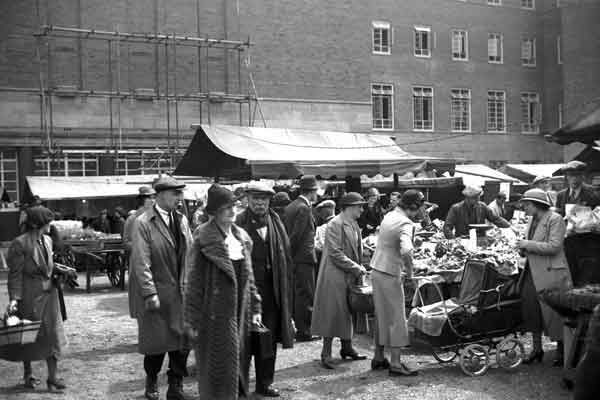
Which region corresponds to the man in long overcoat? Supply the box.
[236,182,294,397]
[284,175,319,341]
[129,176,193,400]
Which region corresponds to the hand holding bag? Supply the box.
[251,322,274,359]
[347,273,374,314]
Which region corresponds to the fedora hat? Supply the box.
[154,176,186,192]
[560,160,587,174]
[205,184,236,215]
[138,185,156,197]
[299,175,318,191]
[521,188,551,207]
[339,192,366,207]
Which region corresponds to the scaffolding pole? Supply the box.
[165,40,171,153]
[173,33,180,155]
[108,40,114,150]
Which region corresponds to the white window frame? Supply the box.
[414,26,431,58]
[521,0,535,10]
[487,90,507,133]
[451,30,468,61]
[0,151,19,203]
[371,83,394,131]
[488,33,503,64]
[34,152,99,177]
[521,37,536,67]
[488,0,502,5]
[116,151,174,175]
[557,36,562,64]
[412,86,434,132]
[372,21,391,55]
[450,89,471,133]
[521,92,541,134]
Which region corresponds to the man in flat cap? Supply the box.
[443,185,511,238]
[235,182,294,397]
[284,175,319,341]
[555,161,600,216]
[129,177,193,400]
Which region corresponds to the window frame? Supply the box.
[451,29,469,61]
[414,26,432,58]
[521,37,536,67]
[450,88,471,133]
[487,90,507,133]
[34,152,99,177]
[488,33,504,64]
[412,86,435,132]
[487,0,502,5]
[521,92,541,134]
[521,0,535,10]
[372,21,392,55]
[0,151,19,204]
[371,83,394,131]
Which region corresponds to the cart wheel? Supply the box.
[459,344,490,376]
[432,348,458,363]
[496,337,525,370]
[106,253,124,287]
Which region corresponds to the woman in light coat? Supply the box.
[517,188,572,366]
[1,206,67,391]
[311,193,367,369]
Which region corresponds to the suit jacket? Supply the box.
[129,206,192,354]
[555,184,600,216]
[443,200,510,238]
[370,208,415,277]
[284,197,317,264]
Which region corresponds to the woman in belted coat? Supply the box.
[184,184,262,400]
[1,206,67,391]
[517,189,573,366]
[311,193,368,369]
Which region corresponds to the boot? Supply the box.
[166,375,190,400]
[144,375,159,400]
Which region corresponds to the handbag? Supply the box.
[251,322,274,359]
[347,273,374,314]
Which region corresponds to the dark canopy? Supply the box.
[546,106,600,145]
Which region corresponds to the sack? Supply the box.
[251,323,274,359]
[347,274,374,314]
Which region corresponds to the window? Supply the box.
[487,91,506,133]
[521,92,540,133]
[372,21,391,54]
[488,0,501,5]
[521,38,536,66]
[414,26,431,57]
[115,151,174,175]
[521,0,535,9]
[34,153,99,177]
[558,103,563,128]
[557,36,562,64]
[372,84,394,130]
[488,33,503,63]
[413,86,434,131]
[451,30,468,60]
[450,89,471,132]
[0,151,18,203]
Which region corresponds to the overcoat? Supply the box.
[124,207,143,318]
[521,210,573,340]
[284,197,317,264]
[129,206,192,354]
[1,232,66,361]
[184,220,262,400]
[311,214,364,339]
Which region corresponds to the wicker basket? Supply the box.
[0,321,42,346]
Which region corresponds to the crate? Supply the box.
[0,321,42,346]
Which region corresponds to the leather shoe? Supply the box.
[340,349,367,361]
[389,363,418,377]
[145,376,159,400]
[256,386,280,397]
[167,376,191,400]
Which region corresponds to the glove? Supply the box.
[7,299,18,315]
[252,313,262,326]
[144,294,161,311]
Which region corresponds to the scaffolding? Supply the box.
[34,24,259,169]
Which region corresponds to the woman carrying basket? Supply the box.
[1,206,70,391]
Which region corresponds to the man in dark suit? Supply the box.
[284,175,319,341]
[555,161,600,216]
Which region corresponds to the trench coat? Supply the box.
[520,210,573,341]
[311,214,364,339]
[184,220,262,400]
[1,232,66,361]
[129,207,192,355]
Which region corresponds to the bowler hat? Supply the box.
[245,182,275,196]
[462,185,483,197]
[154,176,186,192]
[316,199,336,209]
[205,184,236,215]
[299,175,318,191]
[339,192,366,207]
[561,160,587,174]
[399,190,425,210]
[138,185,156,197]
[271,192,291,207]
[521,188,551,207]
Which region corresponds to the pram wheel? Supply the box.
[459,344,490,376]
[495,337,524,370]
[432,348,458,363]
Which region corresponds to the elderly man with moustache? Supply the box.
[129,176,193,400]
[235,182,294,397]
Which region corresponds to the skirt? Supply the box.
[519,265,544,334]
[371,269,409,347]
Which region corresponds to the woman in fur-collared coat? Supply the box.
[184,184,262,400]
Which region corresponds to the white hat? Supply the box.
[462,185,483,197]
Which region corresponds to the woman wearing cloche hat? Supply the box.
[517,188,573,366]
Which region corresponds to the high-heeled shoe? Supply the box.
[371,358,390,370]
[320,356,336,369]
[522,350,544,364]
[340,349,367,361]
[24,376,40,389]
[47,378,66,392]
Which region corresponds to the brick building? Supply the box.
[0,0,599,203]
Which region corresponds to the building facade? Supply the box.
[1,0,599,203]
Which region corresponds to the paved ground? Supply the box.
[0,272,573,400]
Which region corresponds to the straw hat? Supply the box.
[521,188,551,207]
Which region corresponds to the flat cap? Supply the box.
[245,181,275,196]
[153,176,186,192]
[400,189,425,210]
[138,185,156,197]
[462,185,483,197]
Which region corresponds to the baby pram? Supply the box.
[409,259,525,376]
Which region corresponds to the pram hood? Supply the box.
[458,260,522,308]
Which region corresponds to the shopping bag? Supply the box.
[251,322,274,359]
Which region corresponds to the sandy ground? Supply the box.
[0,271,572,400]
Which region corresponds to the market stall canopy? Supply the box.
[454,164,523,188]
[546,106,600,145]
[174,125,456,179]
[500,164,565,183]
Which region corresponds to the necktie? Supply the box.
[169,212,181,251]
